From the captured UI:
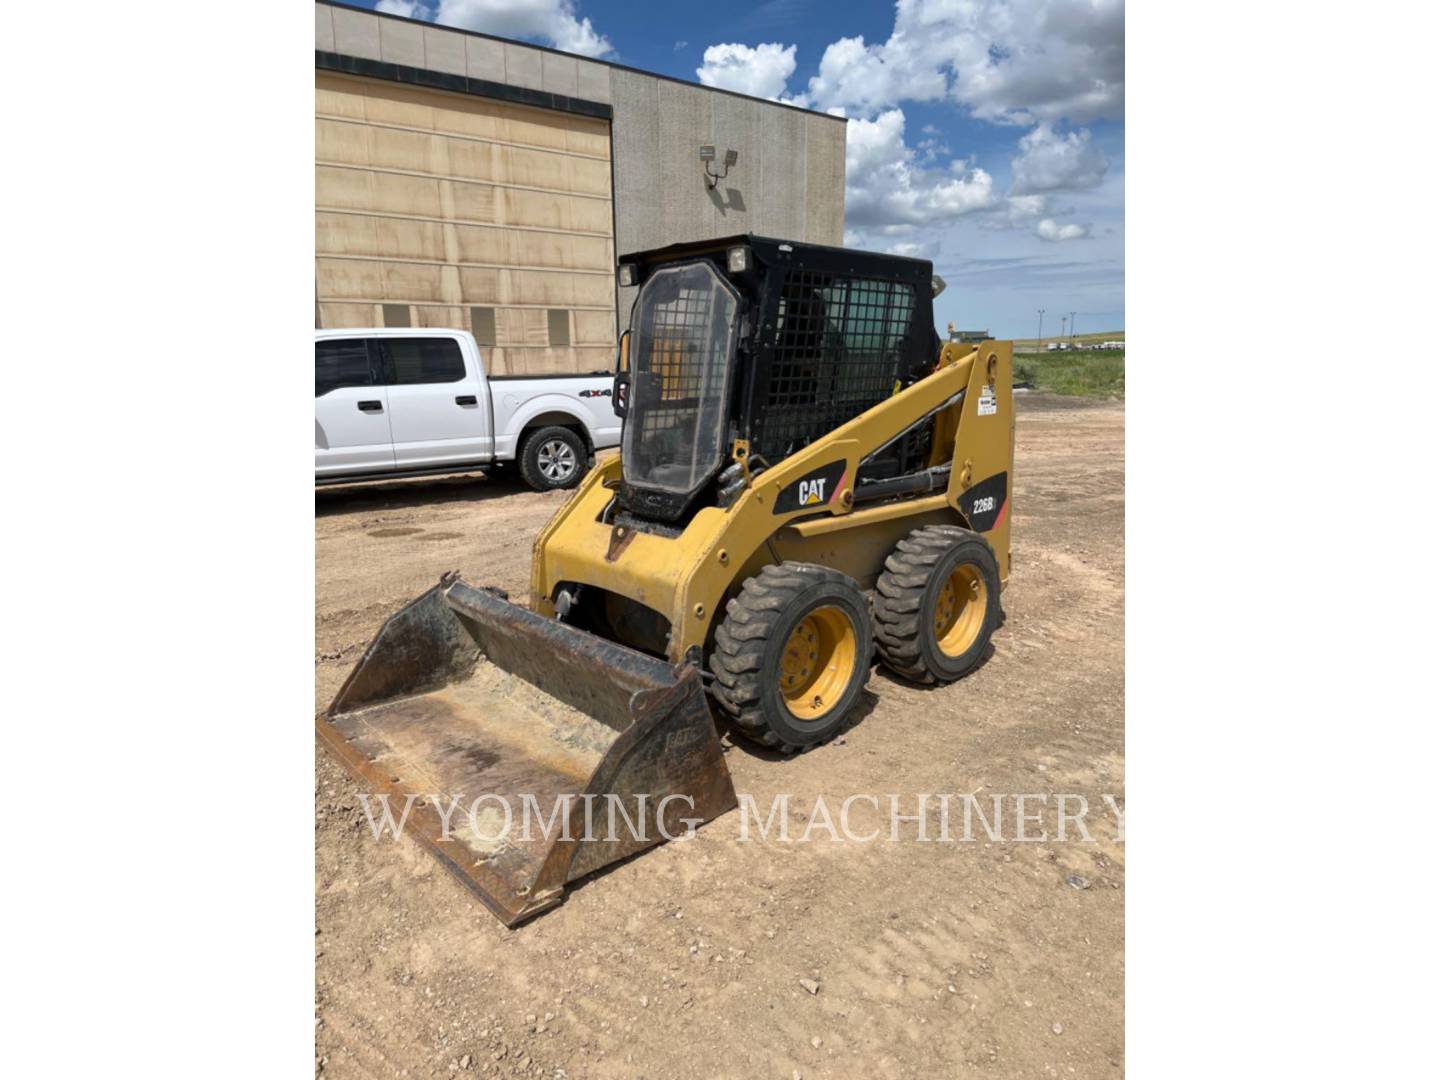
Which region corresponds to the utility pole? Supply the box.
[1059,315,1068,339]
[1070,311,1078,341]
[1036,308,1045,350]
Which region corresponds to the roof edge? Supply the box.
[320,1,848,123]
[619,234,935,277]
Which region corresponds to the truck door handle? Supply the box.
[455,395,478,406]
[357,400,383,413]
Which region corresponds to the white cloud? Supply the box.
[695,43,798,101]
[801,31,949,116]
[794,0,1124,124]
[1005,194,1048,220]
[916,133,950,163]
[1011,122,1108,194]
[431,0,613,58]
[1035,218,1091,242]
[845,109,996,233]
[978,193,1049,229]
[376,0,426,16]
[883,239,940,259]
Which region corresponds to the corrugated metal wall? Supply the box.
[314,72,616,375]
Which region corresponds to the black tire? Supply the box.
[519,426,586,491]
[709,563,873,753]
[873,526,1001,684]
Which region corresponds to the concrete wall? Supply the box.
[316,1,846,357]
[315,72,616,374]
[608,71,843,252]
[608,69,845,322]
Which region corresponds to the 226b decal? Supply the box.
[962,472,1008,532]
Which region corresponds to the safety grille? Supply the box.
[753,271,917,462]
[622,262,738,499]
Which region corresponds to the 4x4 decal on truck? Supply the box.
[578,388,612,398]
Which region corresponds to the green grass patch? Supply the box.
[1014,349,1125,399]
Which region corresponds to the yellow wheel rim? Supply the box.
[934,564,987,657]
[779,606,857,721]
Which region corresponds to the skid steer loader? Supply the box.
[318,235,1013,925]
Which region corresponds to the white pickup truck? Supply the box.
[315,328,619,491]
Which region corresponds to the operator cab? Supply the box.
[613,235,942,527]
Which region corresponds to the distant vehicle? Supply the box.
[1098,340,1126,350]
[315,328,621,491]
[1047,342,1061,351]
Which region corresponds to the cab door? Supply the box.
[381,336,493,469]
[315,338,394,477]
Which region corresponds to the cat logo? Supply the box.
[799,478,827,505]
[773,460,847,515]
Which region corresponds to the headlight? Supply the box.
[617,262,639,287]
[727,246,752,274]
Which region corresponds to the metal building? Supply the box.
[315,1,848,375]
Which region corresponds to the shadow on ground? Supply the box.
[315,468,533,517]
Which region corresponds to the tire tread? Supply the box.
[709,562,863,753]
[873,525,998,684]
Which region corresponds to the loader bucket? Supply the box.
[317,575,737,926]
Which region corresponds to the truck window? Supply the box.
[315,339,375,397]
[384,338,467,385]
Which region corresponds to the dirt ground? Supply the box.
[315,394,1125,1079]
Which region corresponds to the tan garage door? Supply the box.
[316,72,616,376]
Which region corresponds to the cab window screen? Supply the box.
[315,339,374,397]
[621,262,739,501]
[758,273,916,459]
[385,338,466,385]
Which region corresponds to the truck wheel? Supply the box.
[710,563,872,753]
[873,526,1001,684]
[519,426,586,491]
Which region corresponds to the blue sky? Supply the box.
[361,1,1124,339]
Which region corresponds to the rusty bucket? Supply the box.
[317,575,737,926]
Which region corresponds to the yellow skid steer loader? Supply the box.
[318,236,1014,925]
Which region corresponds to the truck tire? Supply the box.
[873,526,1001,684]
[519,426,586,491]
[710,563,872,753]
